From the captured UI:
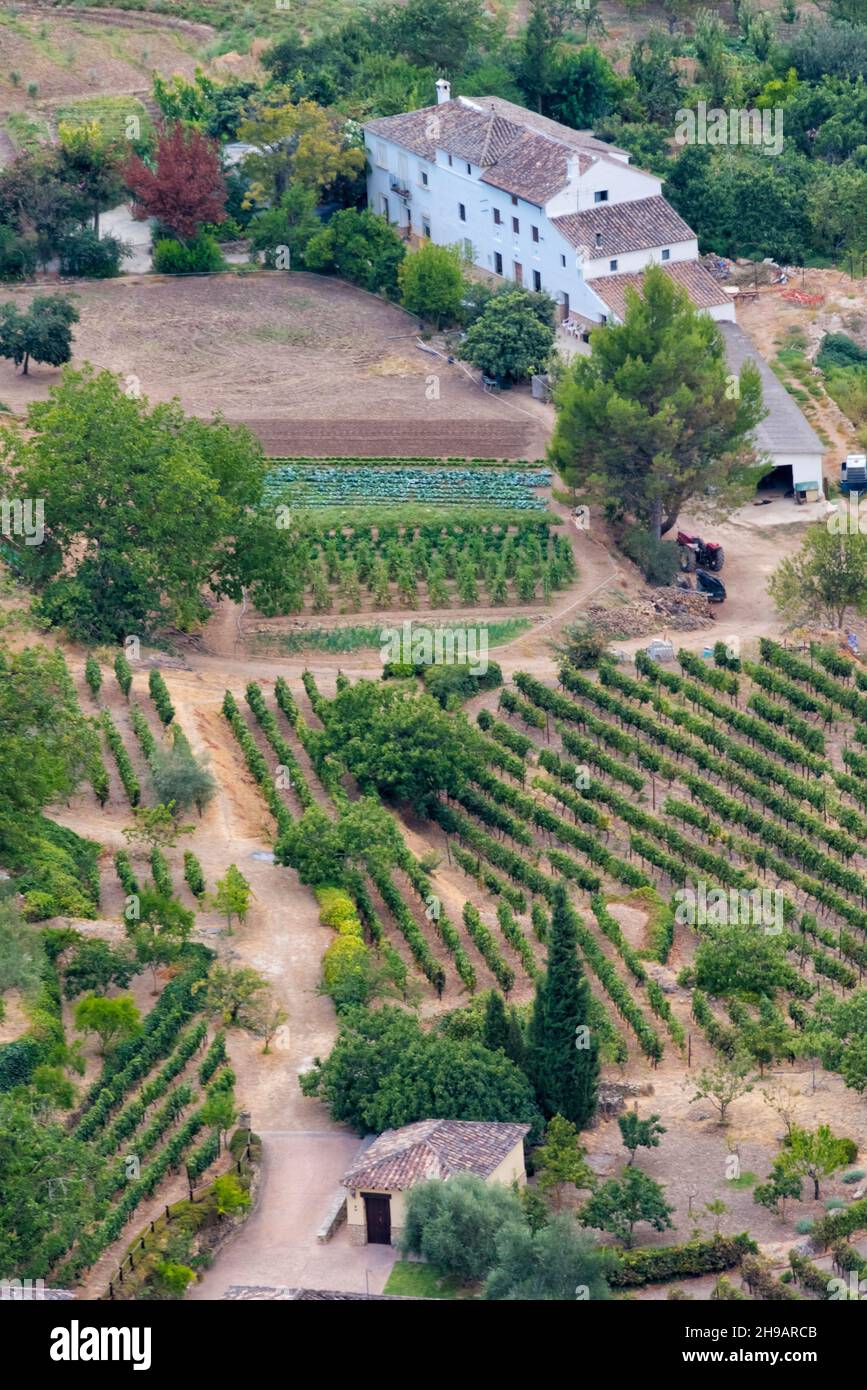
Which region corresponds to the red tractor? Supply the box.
[676,530,725,573]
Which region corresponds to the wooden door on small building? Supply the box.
[363,1193,392,1244]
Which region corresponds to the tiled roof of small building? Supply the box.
[589,259,734,320]
[720,321,824,457]
[553,195,695,258]
[341,1119,529,1192]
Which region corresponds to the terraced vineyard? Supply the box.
[230,642,867,1097]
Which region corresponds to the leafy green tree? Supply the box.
[300,1004,542,1135]
[377,0,489,71]
[686,1051,754,1125]
[126,890,194,992]
[399,241,465,328]
[0,295,79,376]
[580,1165,674,1248]
[209,864,252,933]
[62,938,136,999]
[123,803,194,855]
[212,1173,251,1217]
[461,289,554,383]
[192,964,269,1028]
[149,736,216,817]
[518,0,555,113]
[201,1086,237,1151]
[304,208,405,298]
[529,882,598,1128]
[0,1092,103,1277]
[239,98,365,203]
[246,993,288,1054]
[753,1163,802,1218]
[618,1109,667,1165]
[56,120,124,236]
[248,184,322,267]
[276,797,403,884]
[399,1172,526,1284]
[769,527,867,630]
[630,28,683,122]
[546,44,629,129]
[484,1212,612,1300]
[777,1124,854,1200]
[0,900,45,996]
[534,1114,594,1208]
[2,366,265,642]
[550,267,764,540]
[693,925,789,998]
[74,994,141,1055]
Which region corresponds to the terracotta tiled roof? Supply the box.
[480,130,589,206]
[588,259,732,321]
[553,195,695,258]
[341,1119,529,1192]
[365,97,604,204]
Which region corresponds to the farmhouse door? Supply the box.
[513,260,523,285]
[363,1193,392,1245]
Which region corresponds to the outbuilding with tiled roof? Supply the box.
[341,1120,529,1247]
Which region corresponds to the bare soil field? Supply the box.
[0,272,552,458]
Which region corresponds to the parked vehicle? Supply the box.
[676,529,725,572]
[695,569,726,603]
[840,454,867,496]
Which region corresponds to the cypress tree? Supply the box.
[482,990,509,1054]
[531,881,598,1127]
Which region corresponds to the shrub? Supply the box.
[153,234,224,275]
[183,850,206,901]
[84,655,102,698]
[114,652,133,698]
[58,228,126,278]
[148,669,175,725]
[620,526,679,584]
[609,1233,757,1288]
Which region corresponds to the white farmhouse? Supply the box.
[364,85,825,498]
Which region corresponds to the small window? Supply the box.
[609,259,618,272]
[493,208,501,225]
[560,253,566,267]
[466,162,472,174]
[511,195,518,206]
[595,233,603,247]
[447,154,453,167]
[459,203,466,222]
[512,216,519,234]
[421,170,429,187]
[594,190,608,203]
[423,220,431,238]
[532,225,539,243]
[463,238,473,259]
[533,269,541,292]
[494,252,503,275]
[662,247,671,261]
[375,141,388,169]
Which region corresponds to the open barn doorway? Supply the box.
[756,463,794,499]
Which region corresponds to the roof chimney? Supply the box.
[436,78,451,105]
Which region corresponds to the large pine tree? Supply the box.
[530,882,598,1127]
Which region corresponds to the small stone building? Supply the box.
[341,1119,529,1247]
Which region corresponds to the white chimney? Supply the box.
[436,78,451,105]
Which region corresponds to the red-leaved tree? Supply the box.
[123,122,227,242]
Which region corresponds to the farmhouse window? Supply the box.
[375,141,388,169]
[493,209,502,225]
[423,220,431,238]
[560,253,566,267]
[512,217,519,234]
[594,190,608,203]
[533,270,541,291]
[609,259,618,272]
[662,247,671,261]
[532,225,539,243]
[511,195,518,206]
[494,252,503,275]
[421,170,429,186]
[459,203,466,221]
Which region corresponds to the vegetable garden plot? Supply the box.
[263,464,552,509]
